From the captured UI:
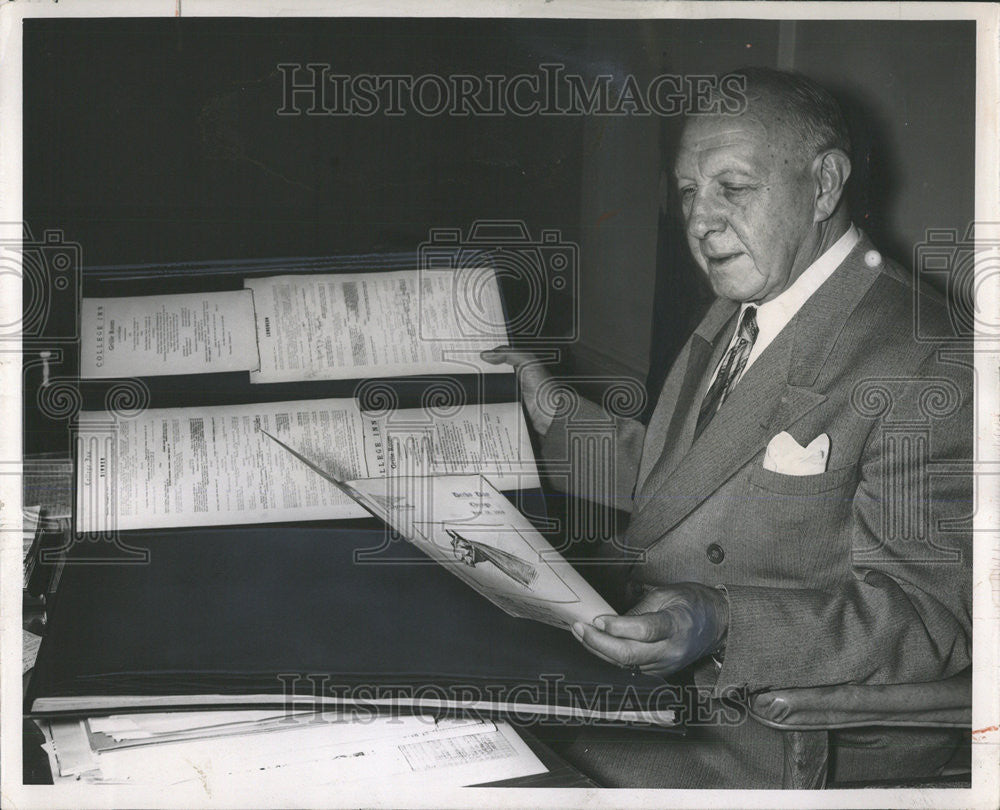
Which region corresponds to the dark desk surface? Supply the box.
[26,538,601,789]
[21,455,602,789]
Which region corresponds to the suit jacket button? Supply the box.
[706,543,725,564]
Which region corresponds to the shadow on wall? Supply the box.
[834,84,908,271]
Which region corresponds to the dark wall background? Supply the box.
[24,18,592,264]
[794,20,977,267]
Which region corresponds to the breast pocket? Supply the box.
[744,463,860,581]
[748,462,859,495]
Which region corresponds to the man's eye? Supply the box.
[679,187,695,200]
[723,185,750,199]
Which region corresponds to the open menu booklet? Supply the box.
[75,398,540,532]
[264,424,614,630]
[79,268,510,381]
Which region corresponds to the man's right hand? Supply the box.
[480,346,554,436]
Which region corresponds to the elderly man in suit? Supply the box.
[484,67,972,788]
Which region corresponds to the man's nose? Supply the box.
[686,192,726,240]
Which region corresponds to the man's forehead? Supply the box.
[675,127,759,172]
[674,113,782,175]
[682,114,767,146]
[681,113,767,140]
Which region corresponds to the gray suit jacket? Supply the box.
[542,232,972,697]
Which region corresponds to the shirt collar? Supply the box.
[739,223,860,343]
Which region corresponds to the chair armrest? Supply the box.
[748,671,971,731]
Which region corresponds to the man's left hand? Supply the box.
[572,583,730,678]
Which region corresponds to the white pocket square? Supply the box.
[763,431,830,476]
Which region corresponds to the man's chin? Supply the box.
[707,264,766,303]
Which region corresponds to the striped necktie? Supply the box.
[694,305,759,441]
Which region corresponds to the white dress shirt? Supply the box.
[708,224,861,389]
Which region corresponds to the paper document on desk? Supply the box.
[88,710,314,744]
[80,291,261,378]
[343,473,615,629]
[75,398,538,532]
[41,712,545,792]
[246,268,510,382]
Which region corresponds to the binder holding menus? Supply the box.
[27,250,679,728]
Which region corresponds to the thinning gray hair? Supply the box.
[732,67,852,160]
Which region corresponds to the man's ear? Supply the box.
[812,149,852,222]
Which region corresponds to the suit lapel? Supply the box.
[636,299,738,500]
[625,232,885,551]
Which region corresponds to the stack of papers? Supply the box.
[22,631,42,674]
[20,504,41,589]
[22,458,74,523]
[38,709,546,794]
[19,505,44,673]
